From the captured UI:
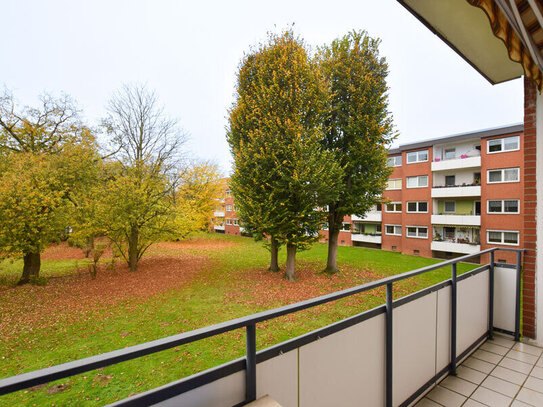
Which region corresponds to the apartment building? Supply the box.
[216,124,524,264]
[211,181,244,237]
[352,123,524,264]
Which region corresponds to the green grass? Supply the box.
[0,234,476,406]
[0,258,91,286]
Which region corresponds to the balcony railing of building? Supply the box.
[0,248,523,407]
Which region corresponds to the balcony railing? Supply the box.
[431,214,481,226]
[431,155,481,172]
[431,184,481,198]
[0,248,523,407]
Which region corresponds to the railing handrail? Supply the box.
[0,246,524,400]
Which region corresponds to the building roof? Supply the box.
[388,123,523,154]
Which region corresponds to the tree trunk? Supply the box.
[128,226,139,272]
[84,235,95,258]
[285,243,296,281]
[325,211,341,274]
[19,251,41,285]
[269,236,279,272]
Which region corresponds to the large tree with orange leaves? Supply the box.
[228,30,341,281]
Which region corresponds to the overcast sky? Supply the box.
[1,0,523,174]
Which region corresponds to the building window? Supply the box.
[487,168,520,184]
[385,202,402,213]
[406,150,429,164]
[226,218,232,225]
[341,222,351,231]
[226,205,233,211]
[387,178,402,190]
[233,219,239,226]
[444,201,456,213]
[406,226,428,239]
[407,201,428,213]
[385,224,402,236]
[487,230,519,246]
[376,225,382,234]
[406,175,428,188]
[445,175,456,186]
[376,203,382,212]
[487,135,520,154]
[487,200,520,214]
[388,156,402,167]
[444,148,456,160]
[225,189,231,197]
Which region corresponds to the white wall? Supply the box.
[433,169,477,187]
[433,140,481,161]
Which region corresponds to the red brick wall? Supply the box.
[382,158,403,252]
[224,194,241,236]
[480,131,525,265]
[400,149,433,257]
[319,215,352,246]
[523,77,537,339]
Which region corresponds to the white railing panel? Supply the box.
[436,286,452,372]
[393,292,438,406]
[493,266,517,333]
[256,350,298,407]
[457,271,489,355]
[154,371,245,407]
[298,314,385,407]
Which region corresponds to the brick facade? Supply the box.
[523,77,537,339]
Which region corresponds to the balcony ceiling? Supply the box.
[398,0,543,87]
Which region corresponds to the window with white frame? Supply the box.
[444,148,456,160]
[487,200,520,214]
[341,222,351,231]
[487,230,519,245]
[233,219,239,226]
[487,135,520,154]
[487,168,519,183]
[225,189,231,197]
[226,218,232,225]
[385,202,402,212]
[387,178,402,190]
[444,201,456,213]
[385,224,402,236]
[407,201,428,213]
[226,205,233,211]
[406,226,428,239]
[406,175,428,188]
[388,156,402,167]
[406,150,428,164]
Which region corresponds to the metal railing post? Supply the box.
[450,263,457,375]
[515,251,522,341]
[386,282,393,407]
[489,251,495,340]
[245,323,257,403]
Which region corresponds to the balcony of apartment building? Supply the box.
[1,246,525,407]
[431,171,481,198]
[432,225,481,254]
[431,199,481,227]
[431,143,481,172]
[351,221,382,245]
[351,205,382,223]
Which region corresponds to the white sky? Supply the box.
[1,0,523,175]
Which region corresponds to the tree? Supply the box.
[0,90,98,284]
[176,161,223,236]
[101,84,186,272]
[228,30,342,280]
[318,31,395,274]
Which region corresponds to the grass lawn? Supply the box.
[0,233,476,406]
